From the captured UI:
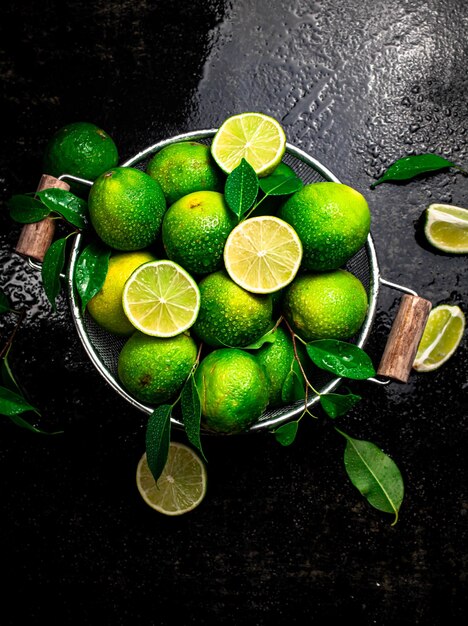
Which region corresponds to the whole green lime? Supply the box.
[117,331,197,404]
[255,326,297,407]
[192,270,273,347]
[278,182,371,271]
[283,269,368,341]
[194,348,269,434]
[43,121,119,182]
[88,167,166,251]
[162,191,237,275]
[87,251,156,336]
[146,141,225,206]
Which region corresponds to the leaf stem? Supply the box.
[0,308,27,361]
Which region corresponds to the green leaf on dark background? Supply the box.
[74,242,111,312]
[274,421,299,446]
[1,352,21,393]
[181,374,206,461]
[306,340,375,380]
[145,404,172,483]
[258,164,303,196]
[225,158,259,218]
[0,385,38,417]
[41,237,68,310]
[7,194,51,223]
[320,391,362,418]
[336,428,404,525]
[0,289,12,314]
[370,154,464,189]
[38,188,88,229]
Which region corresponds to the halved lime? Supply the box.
[224,216,303,294]
[122,260,200,337]
[413,304,465,372]
[424,203,468,253]
[136,443,207,515]
[211,112,286,177]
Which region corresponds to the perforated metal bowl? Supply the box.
[66,129,380,432]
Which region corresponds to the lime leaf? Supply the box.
[320,392,362,418]
[145,404,172,483]
[244,325,278,349]
[37,188,88,229]
[225,158,259,218]
[336,428,404,525]
[274,421,299,446]
[281,361,304,403]
[306,340,375,380]
[7,194,51,223]
[41,237,68,310]
[74,242,111,313]
[258,167,303,196]
[0,289,12,314]
[1,351,21,393]
[181,373,206,461]
[370,154,462,189]
[8,413,63,435]
[0,385,37,416]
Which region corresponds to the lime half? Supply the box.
[224,216,303,293]
[211,112,286,177]
[136,443,207,515]
[123,260,200,337]
[424,204,468,253]
[413,304,465,372]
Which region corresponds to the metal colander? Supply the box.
[66,129,381,432]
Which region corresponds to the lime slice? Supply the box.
[413,304,465,372]
[211,112,286,177]
[122,260,200,337]
[136,443,207,515]
[223,216,303,293]
[424,203,468,253]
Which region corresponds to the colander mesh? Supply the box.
[67,131,378,432]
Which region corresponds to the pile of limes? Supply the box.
[70,113,371,436]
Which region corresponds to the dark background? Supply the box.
[1,1,467,624]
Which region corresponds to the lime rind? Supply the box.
[413,304,465,372]
[123,260,200,337]
[424,203,468,253]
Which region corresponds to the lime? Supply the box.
[278,182,371,271]
[87,251,156,335]
[118,331,197,404]
[413,304,465,372]
[122,260,200,337]
[43,121,118,182]
[283,270,368,341]
[255,326,297,407]
[146,141,225,206]
[88,167,166,250]
[194,348,269,434]
[162,191,237,275]
[224,215,303,293]
[424,203,468,253]
[192,270,273,347]
[211,112,286,177]
[136,443,207,515]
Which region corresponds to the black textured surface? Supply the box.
[1,1,467,624]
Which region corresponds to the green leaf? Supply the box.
[145,404,172,483]
[243,325,278,349]
[320,391,362,418]
[274,421,299,446]
[370,154,461,189]
[0,385,38,416]
[7,194,51,223]
[336,428,404,525]
[1,352,21,393]
[0,289,12,314]
[74,242,111,312]
[37,188,88,229]
[258,166,303,196]
[41,237,68,310]
[225,158,259,218]
[181,373,206,461]
[281,360,305,403]
[8,413,63,435]
[306,340,376,380]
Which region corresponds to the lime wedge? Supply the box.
[211,112,286,177]
[123,260,200,337]
[424,203,468,253]
[136,443,207,515]
[223,216,303,293]
[413,304,465,372]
